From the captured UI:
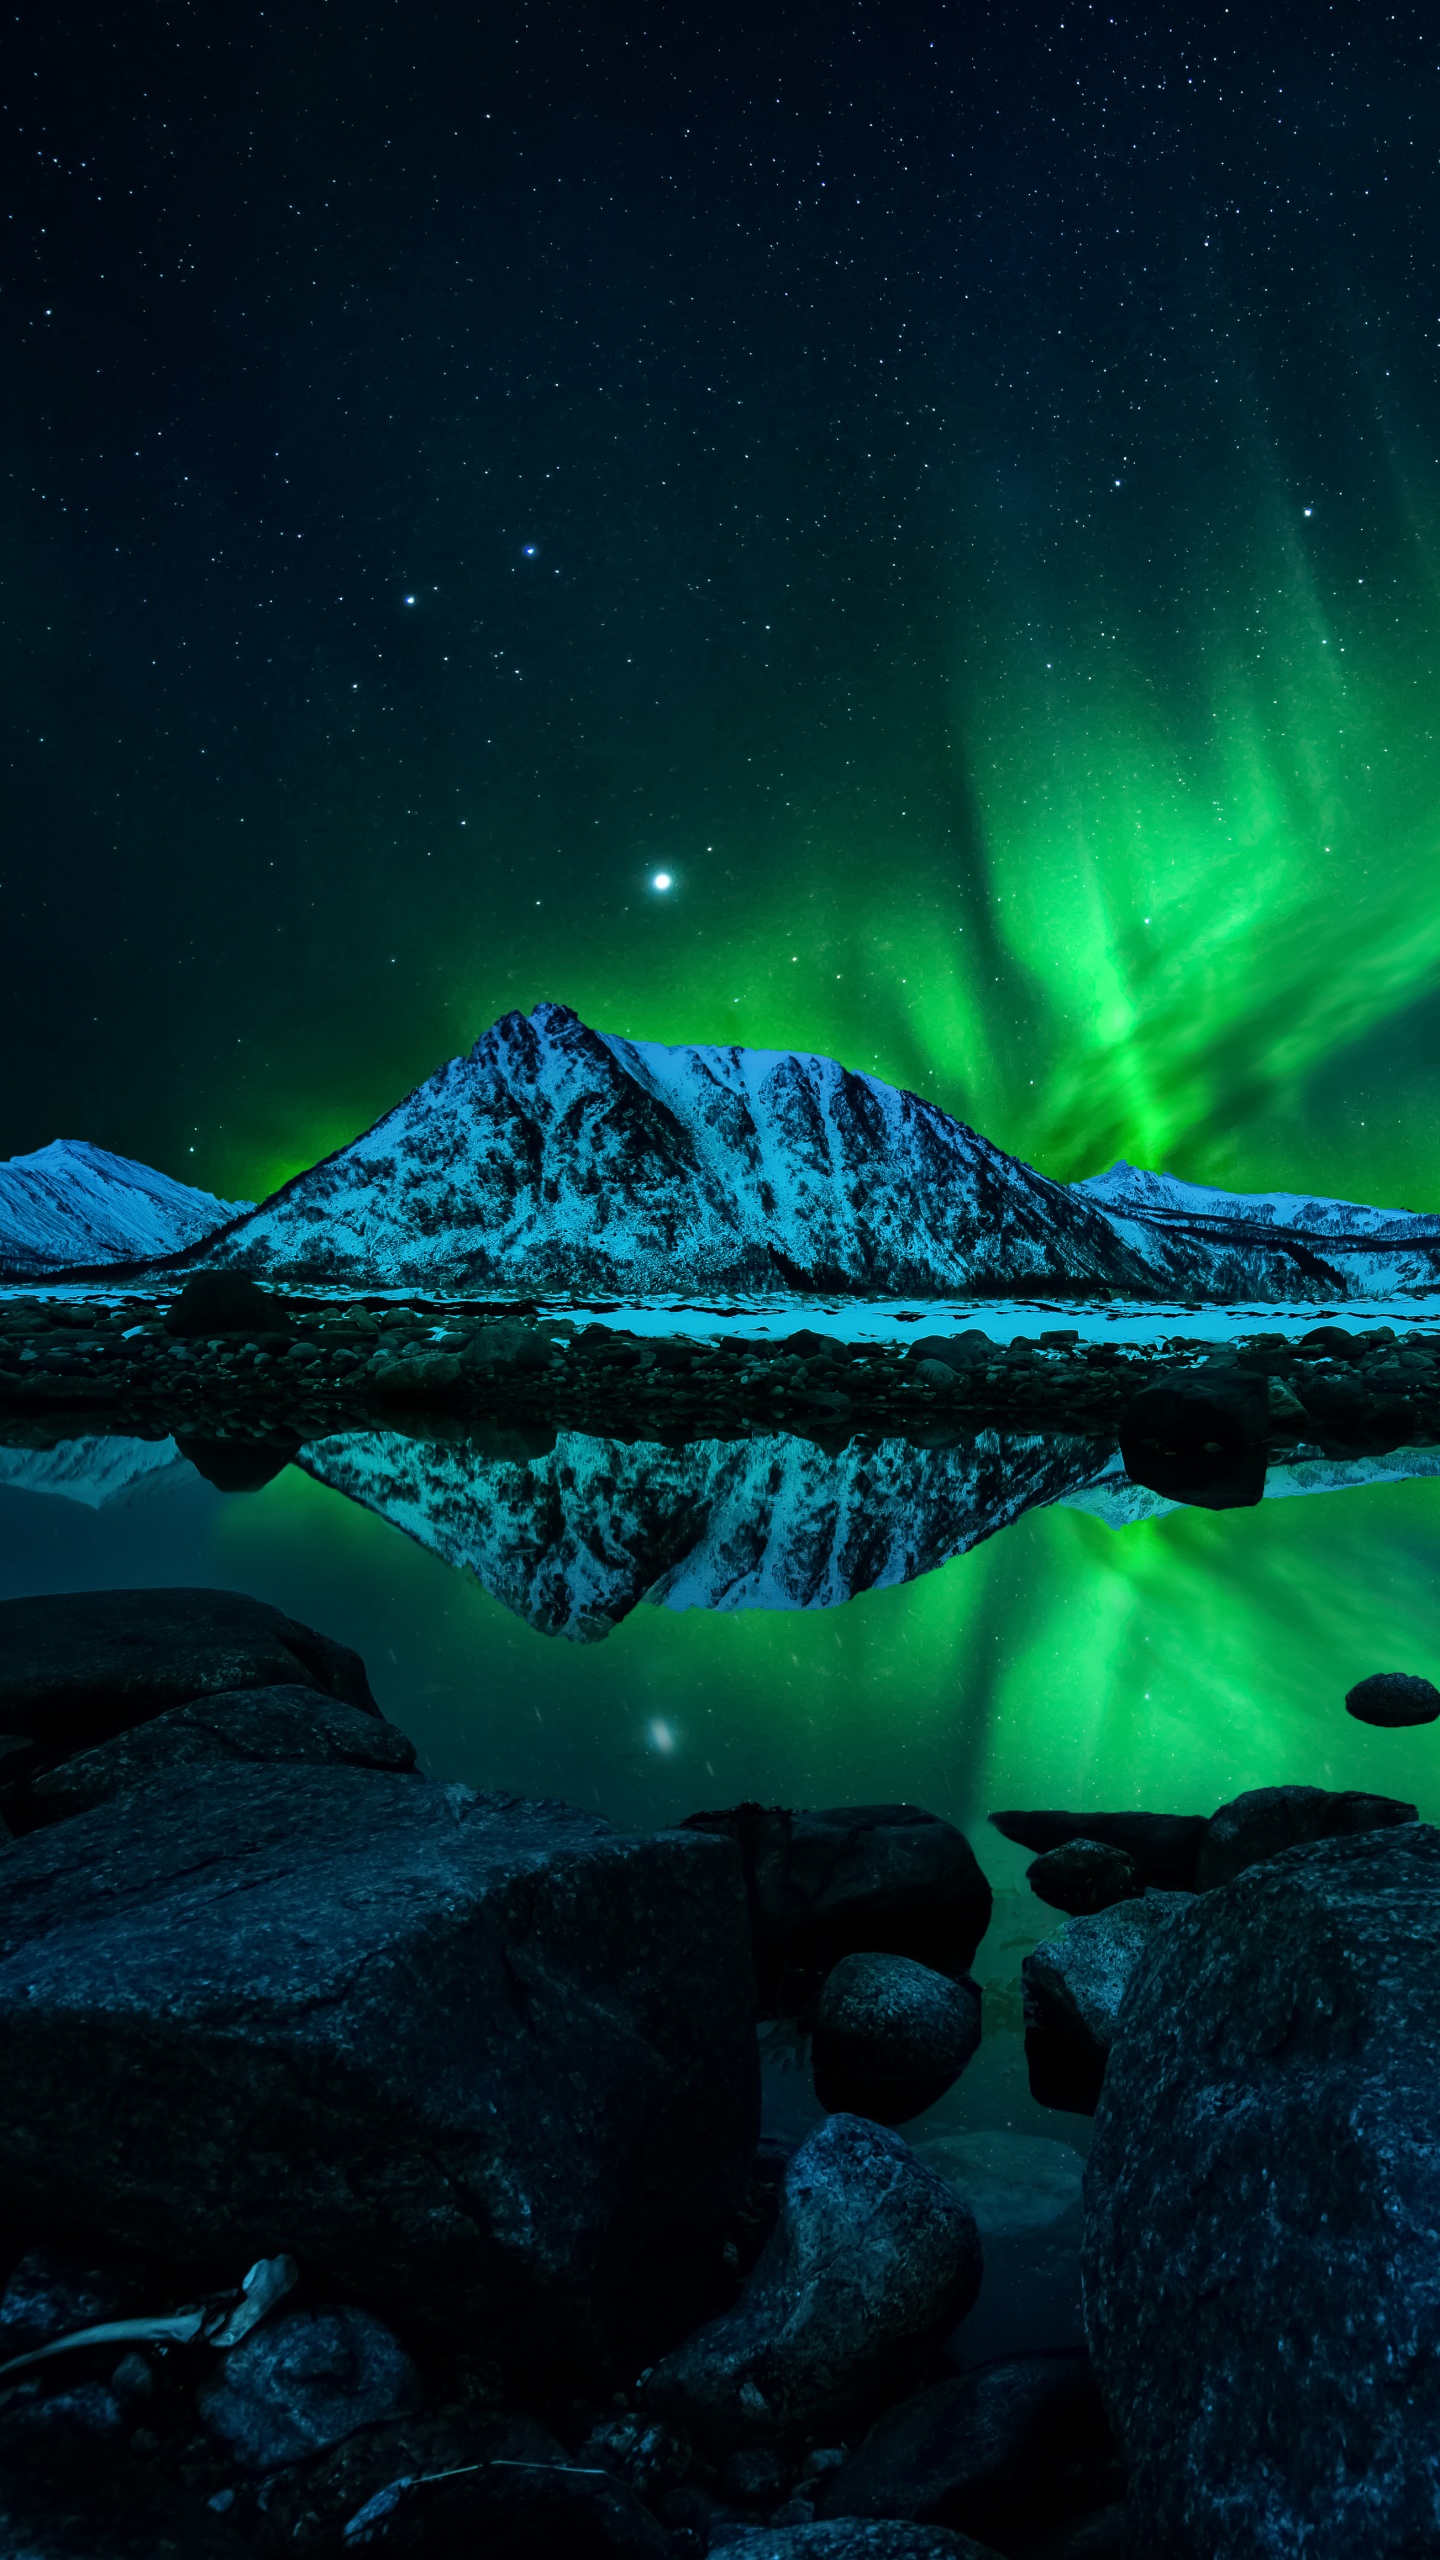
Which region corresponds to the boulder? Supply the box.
[990,1810,1204,1892]
[197,2304,422,2470]
[0,2422,249,2557]
[811,1954,981,2123]
[1023,1895,1189,2114]
[711,2527,1003,2558]
[681,1805,992,2006]
[165,1270,292,1339]
[646,2115,981,2450]
[907,1334,994,1371]
[1084,1824,1440,2554]
[24,1683,417,1825]
[0,1587,378,1753]
[1025,1840,1140,1917]
[0,2245,146,2354]
[1119,1373,1267,1509]
[0,1764,757,2383]
[815,2351,1117,2545]
[1195,1784,1416,1889]
[1345,1670,1440,1727]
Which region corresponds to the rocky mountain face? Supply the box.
[176,1004,1440,1299]
[0,1142,251,1279]
[296,1424,1107,1639]
[1075,1160,1440,1290]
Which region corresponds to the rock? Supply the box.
[723,2445,791,2507]
[165,1270,292,1339]
[811,1954,981,2123]
[197,2305,422,2470]
[0,2245,147,2353]
[175,1434,301,1492]
[1084,1824,1440,2554]
[816,2351,1117,2545]
[1299,1324,1358,1354]
[0,1587,378,1754]
[681,1805,992,2006]
[710,2526,1004,2558]
[24,1683,418,1824]
[1025,1840,1140,1917]
[0,1764,757,2382]
[647,2115,981,2450]
[0,2423,249,2556]
[908,1334,994,1371]
[1195,1784,1416,1888]
[461,1322,554,1373]
[1023,1895,1189,2113]
[989,1810,1204,1891]
[1345,1670,1440,1727]
[1119,1373,1267,1509]
[1265,1373,1308,1424]
[914,1360,961,1391]
[909,2133,1084,2238]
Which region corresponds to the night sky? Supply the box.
[7,1,1440,1212]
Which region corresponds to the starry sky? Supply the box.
[7,0,1440,1211]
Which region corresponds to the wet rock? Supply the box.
[1120,1372,1267,1508]
[303,2409,673,2556]
[812,1954,981,2123]
[1345,1670,1440,1727]
[1084,1824,1440,2554]
[197,2304,422,2470]
[1195,1783,1416,1889]
[990,1810,1204,1892]
[25,1683,418,1824]
[816,2351,1116,2545]
[0,1764,757,2382]
[0,2245,147,2354]
[0,1586,378,1754]
[647,2114,981,2450]
[1023,1895,1188,2114]
[166,1270,292,1339]
[711,2526,1004,2557]
[682,1804,992,2005]
[0,2421,249,2556]
[1025,1840,1140,1917]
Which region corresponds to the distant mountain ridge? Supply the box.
[0,1141,253,1280]
[1076,1161,1436,1241]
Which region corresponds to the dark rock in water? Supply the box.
[1023,1896,1188,2114]
[907,1333,993,1371]
[1345,1670,1440,1727]
[816,2350,1116,2545]
[1084,1824,1440,2555]
[812,1954,981,2123]
[1298,1324,1358,1355]
[990,1810,1204,1892]
[1025,1840,1141,1917]
[165,1269,292,1338]
[25,1682,417,1824]
[1195,1783,1416,1889]
[682,1804,992,2005]
[175,1434,301,1492]
[647,2114,981,2450]
[197,2304,422,2469]
[711,2526,1004,2557]
[0,2422,248,2557]
[1119,1374,1267,1509]
[0,1764,757,2380]
[260,2401,673,2556]
[0,1586,378,1753]
[0,2245,147,2354]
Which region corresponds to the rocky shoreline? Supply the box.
[3,1282,1439,1494]
[3,1585,1439,2554]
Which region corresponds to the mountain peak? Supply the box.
[0,1141,253,1278]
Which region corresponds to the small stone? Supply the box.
[196,2304,423,2470]
[812,1954,980,2123]
[1025,1839,1140,1917]
[1345,1672,1440,1728]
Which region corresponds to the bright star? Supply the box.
[403,594,416,605]
[522,545,537,558]
[647,1719,678,1755]
[652,871,673,892]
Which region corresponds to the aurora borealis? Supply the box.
[6,2,1440,1209]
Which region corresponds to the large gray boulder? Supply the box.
[0,1764,757,2382]
[811,1954,981,2123]
[24,1683,417,1825]
[1084,1824,1440,2555]
[0,1587,377,1752]
[646,2114,981,2449]
[1194,1784,1415,1889]
[1023,1894,1188,2112]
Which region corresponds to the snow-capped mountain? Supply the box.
[297,1423,1106,1639]
[0,1434,188,1508]
[175,1000,1440,1300]
[1077,1160,1440,1244]
[0,1141,251,1278]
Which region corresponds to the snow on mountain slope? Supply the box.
[1078,1160,1440,1242]
[298,1422,1106,1639]
[0,1141,251,1277]
[0,1434,188,1508]
[185,1000,1390,1300]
